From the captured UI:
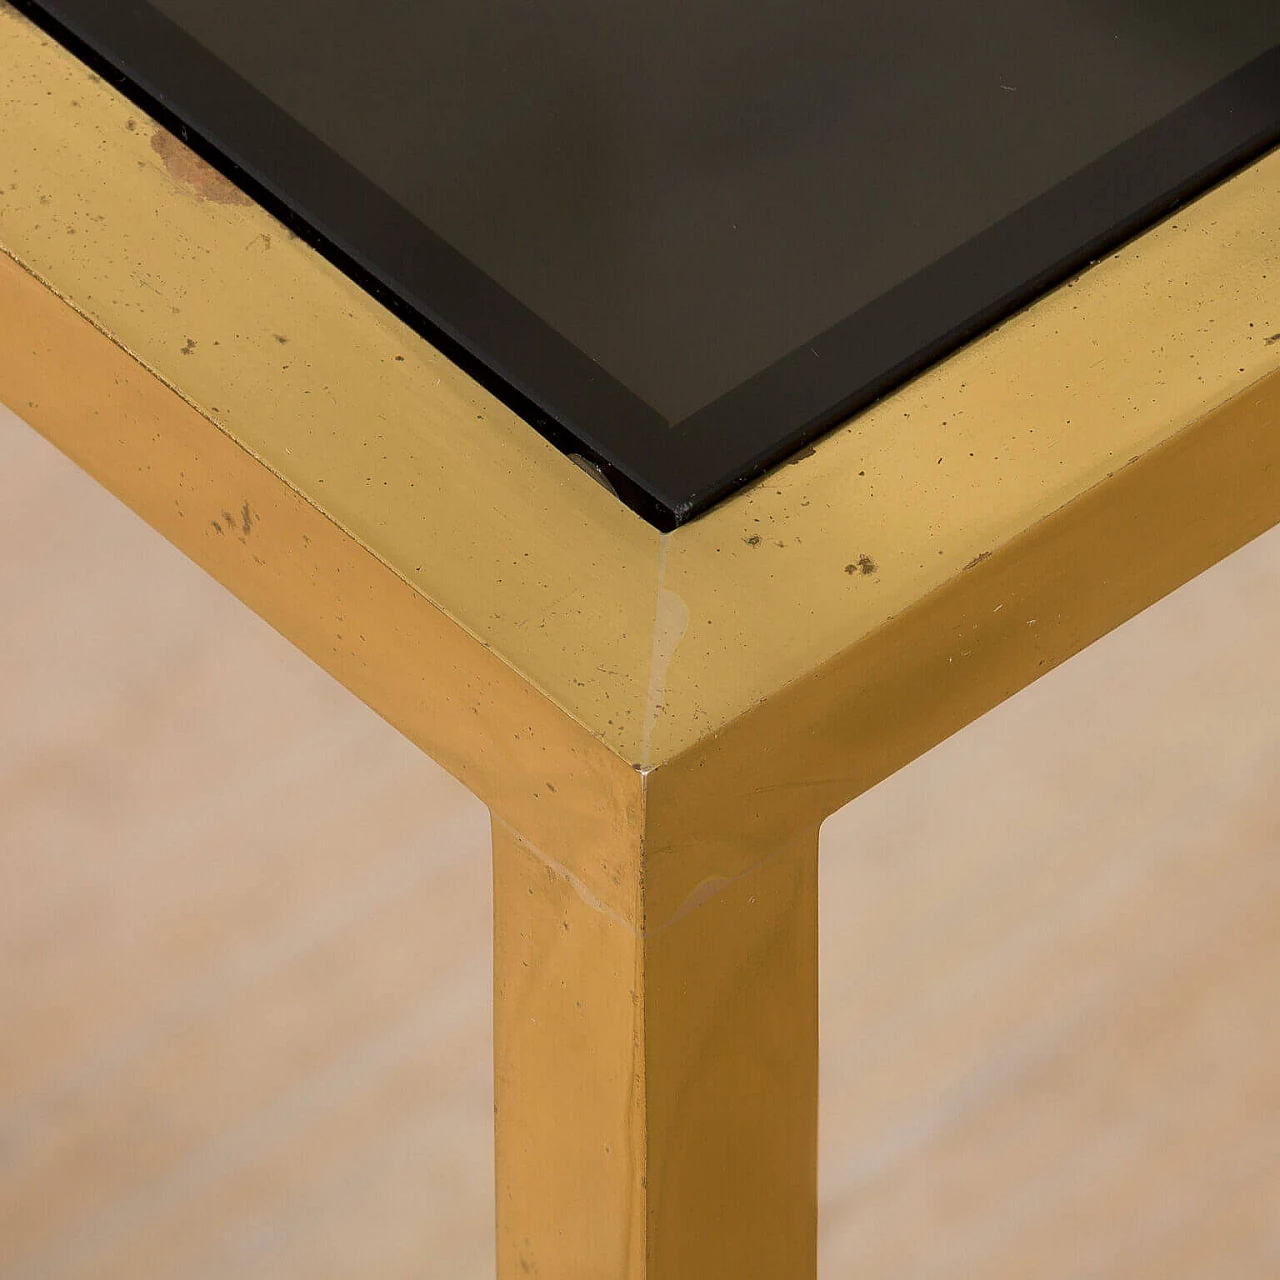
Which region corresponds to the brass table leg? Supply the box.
[493,815,819,1278]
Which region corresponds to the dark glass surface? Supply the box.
[15,1,1280,527]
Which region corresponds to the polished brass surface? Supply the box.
[3,4,1279,1273]
[493,813,818,1278]
[492,818,646,1276]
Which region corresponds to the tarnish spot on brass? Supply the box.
[150,131,251,206]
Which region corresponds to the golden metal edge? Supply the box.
[0,246,647,922]
[2,1,1279,809]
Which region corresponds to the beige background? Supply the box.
[1,401,1278,1277]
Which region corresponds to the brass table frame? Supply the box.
[3,7,1279,1273]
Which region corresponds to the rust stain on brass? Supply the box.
[150,130,251,206]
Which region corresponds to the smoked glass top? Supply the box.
[18,1,1280,526]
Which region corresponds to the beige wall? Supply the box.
[2,402,1279,1276]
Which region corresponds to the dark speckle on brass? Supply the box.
[1266,332,1280,346]
[744,534,761,546]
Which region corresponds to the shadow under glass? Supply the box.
[16,1,1280,526]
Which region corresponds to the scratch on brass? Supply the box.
[640,534,690,770]
[497,818,637,935]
